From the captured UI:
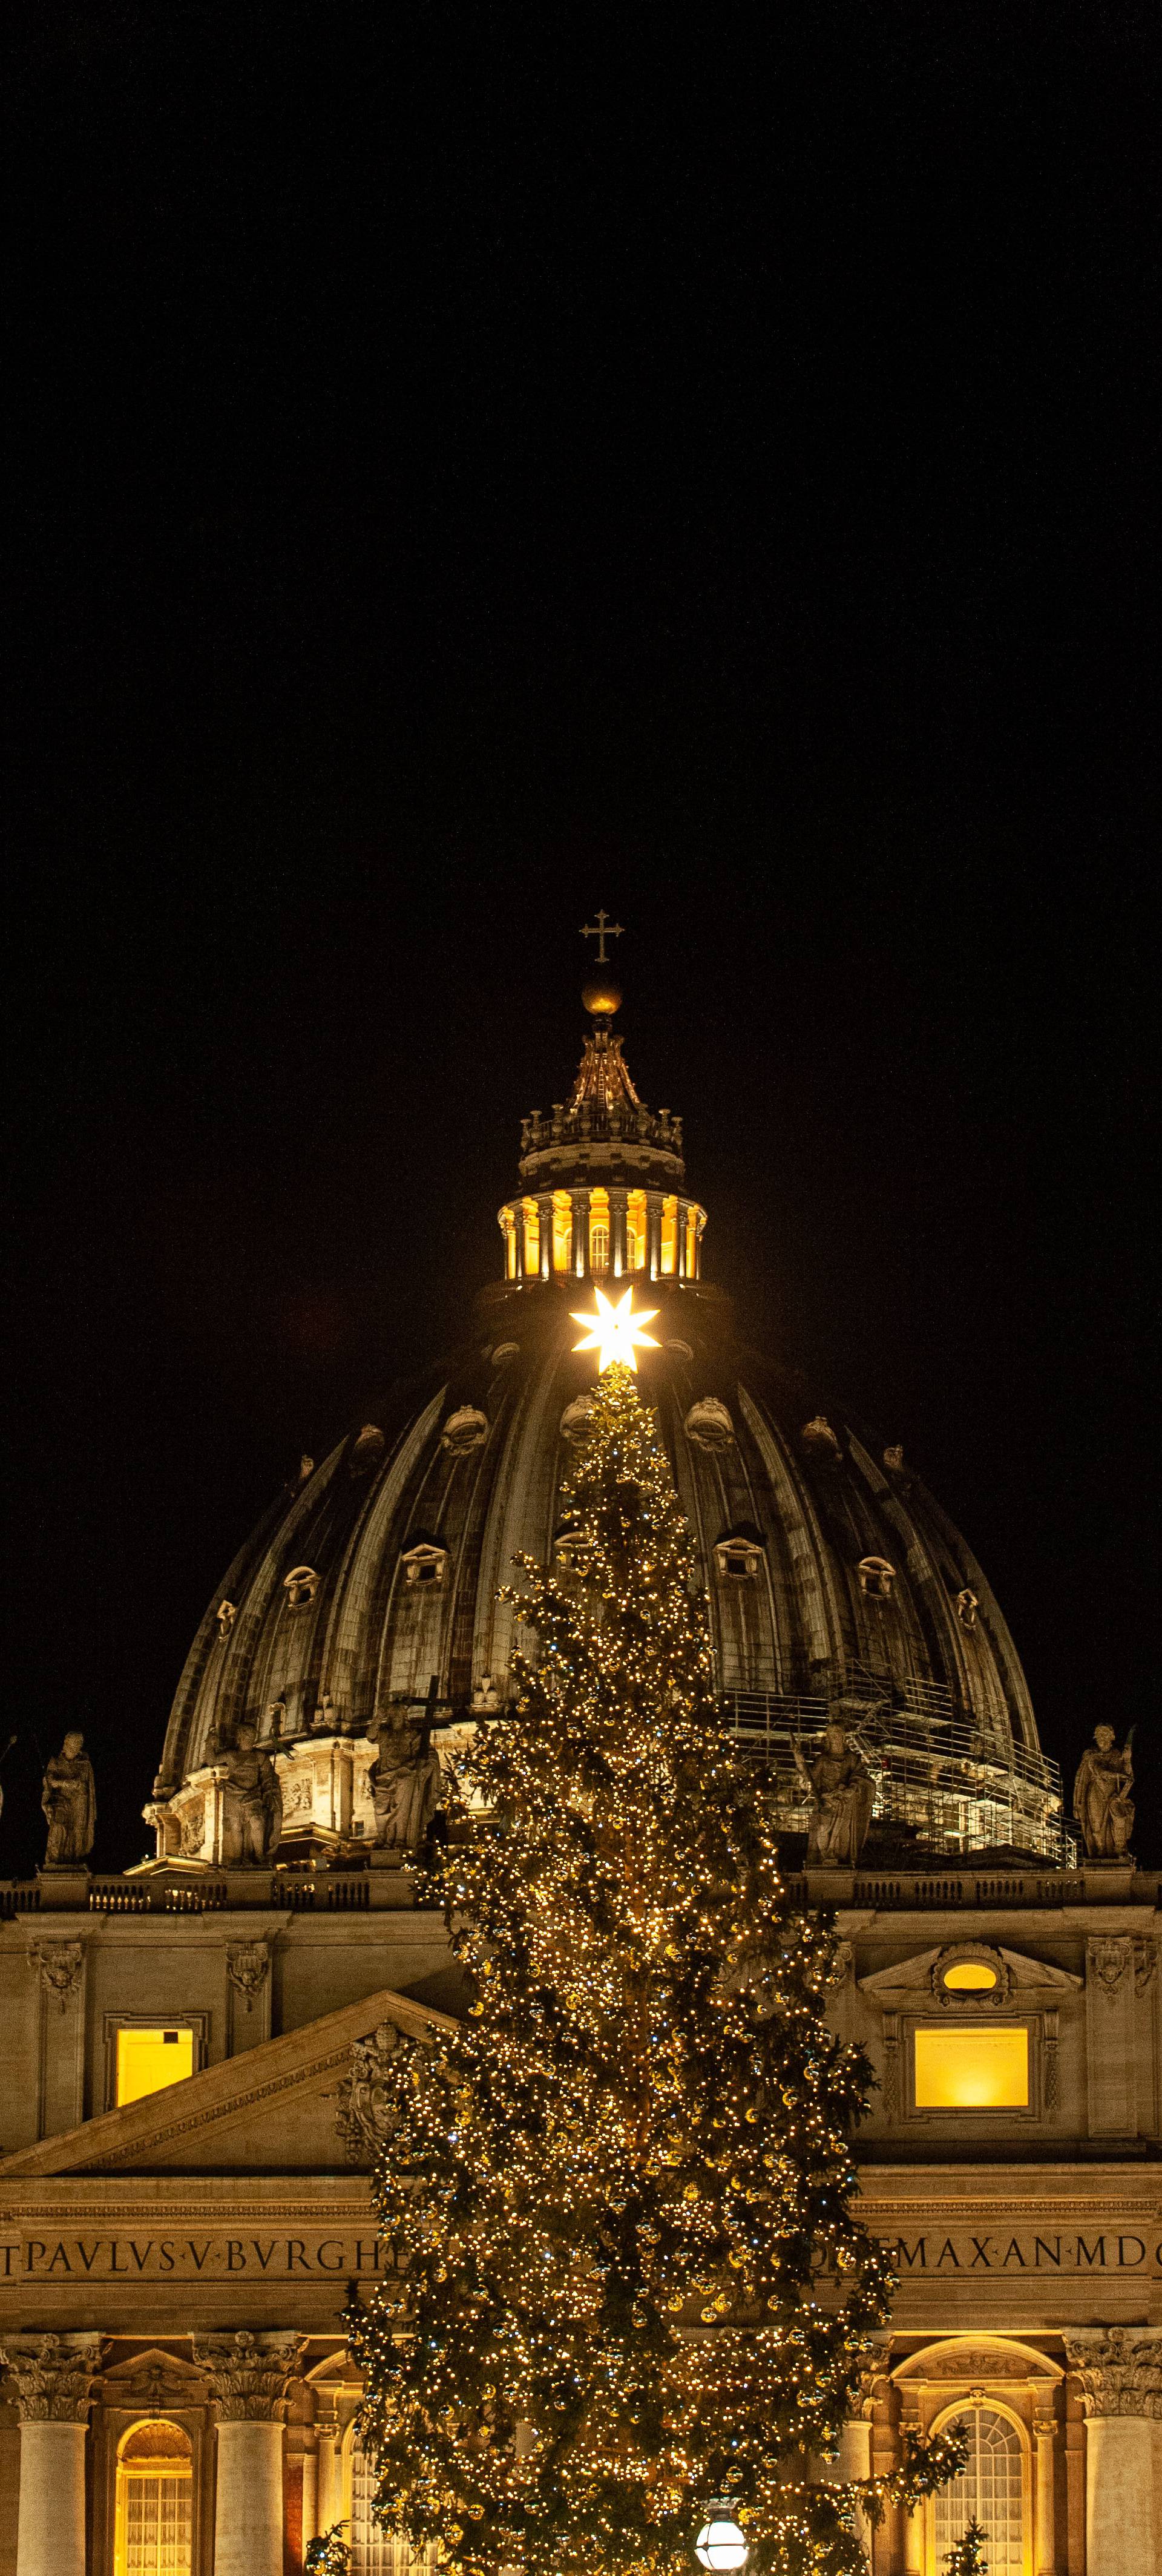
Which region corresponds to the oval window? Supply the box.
[942,1960,999,1993]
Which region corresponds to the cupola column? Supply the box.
[677,1199,689,1278]
[609,1186,628,1278]
[573,1188,591,1278]
[511,1204,525,1282]
[646,1189,663,1280]
[537,1192,553,1282]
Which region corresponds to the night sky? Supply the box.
[4,7,1157,1872]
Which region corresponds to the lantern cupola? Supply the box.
[497,945,707,1287]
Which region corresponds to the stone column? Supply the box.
[897,2393,924,2575]
[836,2360,881,2560]
[0,2331,100,2576]
[1032,2408,1056,2576]
[512,1203,525,1282]
[300,2438,318,2551]
[536,1192,553,1281]
[314,2392,341,2532]
[1065,2328,1162,2575]
[194,2330,304,2576]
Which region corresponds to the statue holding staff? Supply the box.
[1072,1723,1135,1859]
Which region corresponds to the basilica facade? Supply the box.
[1,981,1158,2576]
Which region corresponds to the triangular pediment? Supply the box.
[859,1943,1081,2001]
[0,1983,455,2179]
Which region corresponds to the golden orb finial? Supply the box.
[581,974,623,1018]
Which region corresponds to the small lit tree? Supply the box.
[944,2523,988,2575]
[352,1353,962,2574]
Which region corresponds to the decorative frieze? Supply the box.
[0,2330,101,2420]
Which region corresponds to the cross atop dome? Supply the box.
[580,906,625,1020]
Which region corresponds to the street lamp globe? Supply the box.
[694,2513,749,2571]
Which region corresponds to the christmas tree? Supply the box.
[352,1349,962,2575]
[944,2523,988,2574]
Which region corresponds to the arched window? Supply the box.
[346,2426,438,2576]
[114,2419,192,2576]
[933,2405,1024,2574]
[552,1191,573,1273]
[626,1188,646,1271]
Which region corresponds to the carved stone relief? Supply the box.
[226,1940,271,2011]
[27,1937,85,2012]
[335,2018,408,2166]
[1088,1935,1132,2003]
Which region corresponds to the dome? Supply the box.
[148,996,1065,1869]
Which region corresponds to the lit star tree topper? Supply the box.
[571,1283,659,1373]
[349,1363,964,2576]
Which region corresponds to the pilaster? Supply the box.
[1085,1934,1137,2135]
[24,1940,88,2141]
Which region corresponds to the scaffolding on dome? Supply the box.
[720,1669,1074,1865]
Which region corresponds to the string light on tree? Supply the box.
[350,1362,963,2576]
[571,1285,659,1374]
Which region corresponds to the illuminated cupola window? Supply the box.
[497,924,707,1289]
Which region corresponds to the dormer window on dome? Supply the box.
[956,1585,980,1630]
[858,1554,896,1601]
[283,1565,320,1611]
[715,1534,764,1582]
[401,1542,448,1589]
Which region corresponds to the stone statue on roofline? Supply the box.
[41,1730,96,1865]
[1072,1723,1135,1859]
[366,1703,442,1855]
[793,1718,874,1866]
[220,1718,283,1862]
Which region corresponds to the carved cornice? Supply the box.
[1064,2328,1162,2419]
[0,2331,102,2421]
[191,2329,305,2422]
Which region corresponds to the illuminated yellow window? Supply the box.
[660,1195,677,1275]
[913,2025,1029,2110]
[116,2026,196,2107]
[942,1960,999,1993]
[115,2420,192,2576]
[522,1198,540,1276]
[626,1189,646,1272]
[552,1191,573,1273]
[589,1187,609,1273]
